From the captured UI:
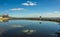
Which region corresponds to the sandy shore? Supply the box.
[0,18,9,20]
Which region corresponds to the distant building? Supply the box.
[0,14,9,18]
[2,14,9,18]
[0,15,3,18]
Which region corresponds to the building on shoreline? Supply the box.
[0,14,9,18]
[0,15,2,18]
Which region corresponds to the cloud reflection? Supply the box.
[22,29,36,34]
[10,25,24,28]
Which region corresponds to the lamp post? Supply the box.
[40,16,42,20]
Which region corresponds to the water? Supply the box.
[0,20,60,37]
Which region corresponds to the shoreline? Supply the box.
[0,17,60,23]
[0,18,9,20]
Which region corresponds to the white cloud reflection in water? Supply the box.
[22,29,36,34]
[10,25,24,28]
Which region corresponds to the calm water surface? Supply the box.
[0,20,60,37]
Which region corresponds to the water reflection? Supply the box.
[22,29,36,34]
[56,29,60,37]
[1,28,38,37]
[58,22,60,25]
[39,22,42,24]
[0,20,8,22]
[0,20,60,37]
[10,25,24,28]
[49,29,60,37]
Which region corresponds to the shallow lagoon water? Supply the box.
[0,20,60,37]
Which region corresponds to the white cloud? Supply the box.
[8,10,60,17]
[10,8,24,11]
[22,1,37,6]
[26,11,60,17]
[42,11,60,17]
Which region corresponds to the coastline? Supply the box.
[0,18,9,20]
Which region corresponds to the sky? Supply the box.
[0,0,60,17]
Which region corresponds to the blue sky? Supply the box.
[0,0,60,17]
